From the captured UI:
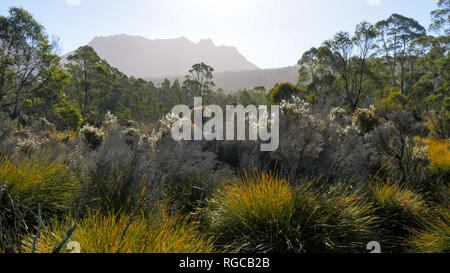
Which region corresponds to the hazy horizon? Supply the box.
[0,0,437,69]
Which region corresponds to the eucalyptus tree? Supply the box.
[0,7,62,120]
[375,14,427,95]
[316,22,377,111]
[65,46,112,117]
[298,47,319,83]
[430,0,449,35]
[183,63,215,97]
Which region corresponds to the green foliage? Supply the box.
[352,106,381,134]
[317,22,377,111]
[366,182,429,252]
[0,155,81,217]
[375,14,427,95]
[0,7,62,120]
[79,124,104,150]
[65,46,113,117]
[54,99,83,131]
[378,89,408,112]
[268,82,301,104]
[430,0,450,35]
[430,97,450,139]
[407,210,450,253]
[183,63,215,97]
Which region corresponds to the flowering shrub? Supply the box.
[329,107,347,125]
[35,117,56,132]
[353,106,381,134]
[102,111,119,131]
[121,127,141,146]
[79,124,104,150]
[147,113,180,146]
[280,96,311,116]
[15,137,42,155]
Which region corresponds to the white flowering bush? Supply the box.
[147,113,180,146]
[103,111,119,132]
[329,107,347,124]
[35,117,56,132]
[121,127,141,146]
[15,137,42,155]
[352,106,380,134]
[79,124,105,150]
[280,96,311,116]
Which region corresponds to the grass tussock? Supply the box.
[204,173,376,253]
[366,182,430,252]
[0,154,81,217]
[22,211,220,253]
[407,210,450,253]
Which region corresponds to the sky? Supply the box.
[0,0,438,69]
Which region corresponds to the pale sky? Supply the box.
[0,0,438,69]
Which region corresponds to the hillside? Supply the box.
[63,35,260,78]
[147,66,300,92]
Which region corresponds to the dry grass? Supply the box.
[415,137,450,175]
[408,210,450,253]
[22,211,220,253]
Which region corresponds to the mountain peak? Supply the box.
[69,35,259,78]
[198,38,215,47]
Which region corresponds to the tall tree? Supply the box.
[298,47,318,83]
[430,0,450,35]
[65,46,111,117]
[0,7,61,120]
[183,63,215,97]
[317,23,377,111]
[375,14,427,95]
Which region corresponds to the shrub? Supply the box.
[54,100,83,131]
[204,173,376,253]
[379,91,408,112]
[430,98,450,139]
[268,82,301,104]
[329,107,348,125]
[22,211,218,253]
[15,137,42,156]
[163,171,224,216]
[102,111,119,132]
[265,100,325,179]
[417,137,450,176]
[73,128,138,213]
[353,106,380,134]
[121,127,141,147]
[34,117,56,132]
[365,112,429,183]
[79,124,104,150]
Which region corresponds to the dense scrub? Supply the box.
[0,1,449,253]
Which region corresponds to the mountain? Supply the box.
[63,34,259,78]
[147,66,300,92]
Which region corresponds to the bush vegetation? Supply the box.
[0,1,448,253]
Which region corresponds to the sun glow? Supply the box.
[193,0,256,14]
